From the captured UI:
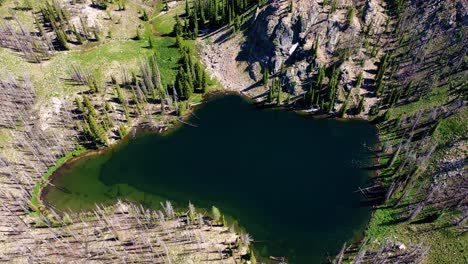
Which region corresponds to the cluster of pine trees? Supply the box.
[182,0,267,38]
[304,65,368,115]
[305,66,340,112]
[174,46,209,100]
[39,1,99,50]
[76,96,109,146]
[266,78,282,106]
[172,20,210,101]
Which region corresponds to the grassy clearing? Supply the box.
[365,206,467,264]
[152,3,185,35]
[388,86,451,119]
[433,107,468,145]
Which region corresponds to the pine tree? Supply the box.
[307,87,315,107]
[375,54,389,96]
[174,16,183,37]
[148,36,154,48]
[234,15,241,32]
[212,206,221,224]
[194,62,203,90]
[75,97,84,113]
[201,70,208,93]
[262,67,269,85]
[82,96,97,117]
[250,249,257,264]
[357,96,365,114]
[185,0,191,17]
[118,124,127,139]
[339,90,352,117]
[276,85,282,106]
[355,72,363,88]
[267,84,273,103]
[56,28,69,50]
[93,30,100,41]
[115,86,126,105]
[87,114,108,146]
[80,17,90,39]
[73,25,84,44]
[141,10,149,21]
[327,67,340,112]
[316,66,325,90]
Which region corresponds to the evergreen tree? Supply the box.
[327,67,340,112]
[307,86,315,107]
[212,206,221,224]
[194,62,203,91]
[250,249,257,264]
[93,30,100,41]
[375,54,389,96]
[82,96,97,117]
[340,90,352,117]
[174,16,183,37]
[56,28,69,50]
[315,66,325,90]
[357,95,365,114]
[267,84,273,103]
[355,72,363,88]
[115,86,126,105]
[73,25,83,44]
[276,85,282,106]
[201,70,208,93]
[141,10,149,21]
[148,36,154,48]
[185,0,191,17]
[75,97,84,113]
[262,67,269,85]
[87,114,108,146]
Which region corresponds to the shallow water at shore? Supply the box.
[44,94,377,263]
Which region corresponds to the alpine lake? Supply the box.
[43,93,378,263]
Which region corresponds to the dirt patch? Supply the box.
[198,32,256,92]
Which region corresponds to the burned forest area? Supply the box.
[0,0,467,264]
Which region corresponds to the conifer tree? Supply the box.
[73,25,84,44]
[262,67,269,85]
[250,249,257,264]
[316,66,325,90]
[75,97,84,113]
[148,36,154,49]
[56,28,69,50]
[93,30,100,41]
[276,85,282,106]
[87,114,108,146]
[356,72,363,88]
[212,206,221,224]
[357,95,365,114]
[82,96,97,117]
[267,84,273,103]
[327,67,340,111]
[141,10,149,21]
[375,54,389,96]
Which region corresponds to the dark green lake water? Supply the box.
[43,94,377,263]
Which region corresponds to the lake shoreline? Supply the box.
[41,94,379,263]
